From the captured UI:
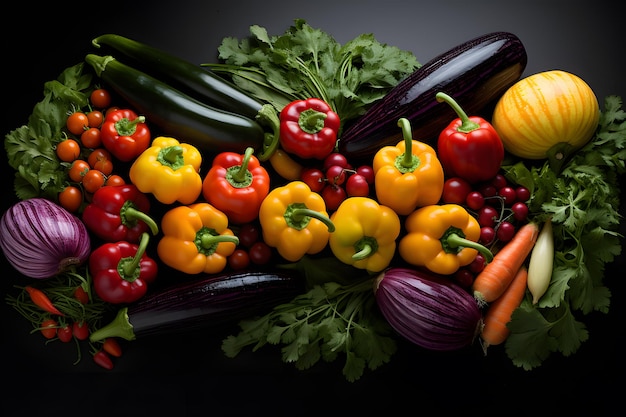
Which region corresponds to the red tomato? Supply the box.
[248,242,273,265]
[72,321,89,340]
[228,249,251,270]
[57,325,73,343]
[442,177,472,204]
[40,319,58,339]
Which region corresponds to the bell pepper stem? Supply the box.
[89,307,136,342]
[446,232,494,263]
[396,118,420,172]
[290,207,335,233]
[436,92,480,133]
[114,115,146,137]
[256,104,281,161]
[158,145,184,168]
[298,108,327,134]
[230,147,254,184]
[120,232,150,278]
[198,233,240,249]
[122,202,159,235]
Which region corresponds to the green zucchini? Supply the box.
[84,54,266,155]
[91,34,264,120]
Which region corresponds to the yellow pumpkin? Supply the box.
[491,70,600,162]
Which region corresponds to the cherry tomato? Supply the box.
[248,242,273,265]
[72,321,89,340]
[90,88,112,109]
[87,110,104,128]
[102,338,123,358]
[56,139,81,162]
[57,325,73,343]
[81,127,102,149]
[468,254,486,274]
[325,165,346,186]
[300,167,326,193]
[74,286,89,305]
[88,148,113,176]
[512,202,529,222]
[465,191,485,211]
[498,186,517,205]
[66,112,89,135]
[82,169,106,194]
[323,152,349,170]
[515,186,531,202]
[356,165,375,185]
[442,177,472,204]
[321,184,346,211]
[478,183,497,198]
[491,173,508,190]
[228,249,251,270]
[453,268,474,289]
[496,221,516,242]
[478,206,499,228]
[93,350,114,370]
[68,159,90,183]
[105,175,126,186]
[479,226,496,245]
[58,186,83,212]
[345,173,369,197]
[40,319,58,339]
[238,223,260,248]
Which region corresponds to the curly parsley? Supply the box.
[502,95,626,370]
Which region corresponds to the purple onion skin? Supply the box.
[0,198,91,279]
[374,267,483,351]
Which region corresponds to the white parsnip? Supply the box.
[527,218,554,304]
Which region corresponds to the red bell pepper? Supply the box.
[202,147,270,225]
[435,92,504,183]
[82,184,159,243]
[279,98,340,160]
[100,108,151,162]
[89,233,158,304]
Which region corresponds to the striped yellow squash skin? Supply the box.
[491,70,600,159]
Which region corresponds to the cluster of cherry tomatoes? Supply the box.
[298,152,375,211]
[56,88,127,213]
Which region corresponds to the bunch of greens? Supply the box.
[202,19,420,132]
[502,95,626,370]
[4,63,92,201]
[222,256,396,382]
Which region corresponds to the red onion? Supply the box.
[0,198,91,279]
[374,267,483,351]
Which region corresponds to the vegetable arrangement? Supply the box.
[2,20,625,380]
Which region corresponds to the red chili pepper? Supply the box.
[435,92,504,183]
[24,286,64,316]
[82,184,159,243]
[89,233,158,304]
[100,108,151,162]
[93,350,114,370]
[279,98,340,160]
[202,147,270,225]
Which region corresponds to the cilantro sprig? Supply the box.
[4,63,92,201]
[202,19,420,132]
[502,95,625,370]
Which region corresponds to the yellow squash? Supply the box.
[491,70,599,169]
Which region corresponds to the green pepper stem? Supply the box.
[114,115,146,137]
[122,203,159,235]
[158,145,184,168]
[398,118,413,168]
[89,307,136,342]
[435,92,479,133]
[255,104,281,161]
[298,108,327,134]
[446,232,494,263]
[198,233,240,248]
[230,147,254,184]
[120,232,150,278]
[290,207,335,233]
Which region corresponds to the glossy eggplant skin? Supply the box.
[89,270,304,342]
[91,34,264,120]
[84,54,266,155]
[338,32,528,162]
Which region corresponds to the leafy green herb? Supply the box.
[502,95,626,370]
[222,276,397,382]
[4,63,92,201]
[202,19,420,132]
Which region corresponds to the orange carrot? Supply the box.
[480,265,528,352]
[472,222,539,305]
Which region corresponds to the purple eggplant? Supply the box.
[338,31,528,162]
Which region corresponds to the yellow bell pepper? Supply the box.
[129,136,203,205]
[329,197,401,273]
[259,181,334,262]
[157,203,239,274]
[373,118,444,216]
[398,204,493,275]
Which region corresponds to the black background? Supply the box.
[1,1,625,415]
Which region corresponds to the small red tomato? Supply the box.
[345,173,369,197]
[442,177,472,204]
[248,242,273,265]
[228,249,251,270]
[321,184,346,212]
[72,321,89,340]
[40,319,58,339]
[102,338,123,358]
[93,350,114,370]
[74,286,89,304]
[300,168,326,193]
[57,325,73,343]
